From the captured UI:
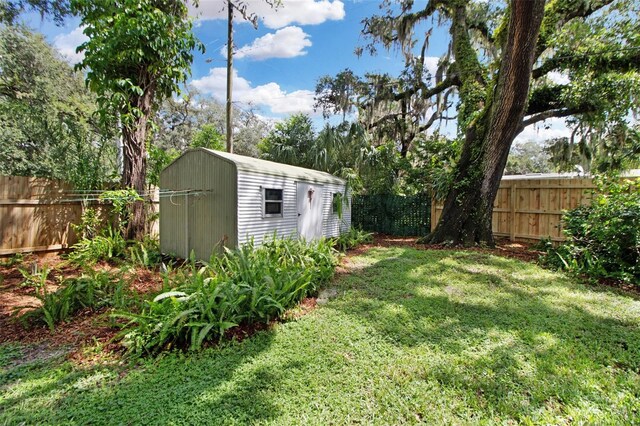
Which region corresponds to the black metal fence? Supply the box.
[351,193,430,236]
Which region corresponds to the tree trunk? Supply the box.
[426,0,546,246]
[122,80,155,240]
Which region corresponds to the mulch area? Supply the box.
[0,253,164,358]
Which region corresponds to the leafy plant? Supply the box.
[18,263,51,290]
[332,228,373,252]
[117,237,338,355]
[127,236,163,268]
[67,225,128,265]
[541,177,640,283]
[16,269,130,331]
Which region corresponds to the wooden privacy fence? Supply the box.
[431,175,598,242]
[0,175,158,255]
[352,193,430,236]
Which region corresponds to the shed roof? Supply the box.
[198,149,346,185]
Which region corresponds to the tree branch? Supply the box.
[519,105,592,131]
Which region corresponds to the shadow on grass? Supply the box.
[1,331,285,425]
[330,247,640,420]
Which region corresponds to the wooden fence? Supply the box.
[0,175,158,255]
[431,175,598,243]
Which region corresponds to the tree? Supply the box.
[73,0,202,239]
[153,87,269,158]
[350,0,639,245]
[0,0,70,25]
[505,141,552,175]
[259,113,316,168]
[0,25,114,188]
[191,124,225,151]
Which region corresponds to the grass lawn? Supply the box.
[1,247,639,425]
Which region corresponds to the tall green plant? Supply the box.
[543,177,640,283]
[117,237,338,355]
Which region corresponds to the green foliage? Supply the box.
[405,132,461,198]
[0,25,115,188]
[259,113,316,167]
[16,269,129,331]
[153,88,269,158]
[68,226,128,265]
[118,237,338,355]
[190,124,225,151]
[147,144,180,187]
[127,236,163,268]
[0,0,70,25]
[505,140,553,175]
[72,0,202,129]
[542,178,640,283]
[331,228,373,252]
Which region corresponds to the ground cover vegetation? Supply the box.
[1,246,639,424]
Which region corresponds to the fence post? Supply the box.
[509,181,517,241]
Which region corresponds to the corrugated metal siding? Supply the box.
[236,172,298,246]
[160,151,237,260]
[322,183,351,237]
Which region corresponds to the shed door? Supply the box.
[297,182,324,240]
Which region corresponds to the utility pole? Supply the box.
[226,1,234,154]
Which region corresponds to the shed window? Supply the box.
[263,188,283,217]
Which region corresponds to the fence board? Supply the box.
[431,176,601,243]
[0,176,159,255]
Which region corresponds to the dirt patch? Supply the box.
[343,234,543,263]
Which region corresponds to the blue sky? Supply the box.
[26,0,571,141]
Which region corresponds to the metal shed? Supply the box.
[160,148,351,260]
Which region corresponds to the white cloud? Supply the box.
[192,67,315,115]
[425,56,439,77]
[225,26,311,60]
[53,26,88,64]
[516,117,573,143]
[190,0,345,29]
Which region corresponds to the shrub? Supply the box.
[331,227,373,252]
[117,237,338,355]
[68,225,128,265]
[542,178,640,283]
[127,236,163,268]
[16,269,130,331]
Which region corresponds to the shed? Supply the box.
[160,148,351,260]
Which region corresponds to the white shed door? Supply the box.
[297,182,324,241]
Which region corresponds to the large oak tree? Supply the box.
[318,0,640,245]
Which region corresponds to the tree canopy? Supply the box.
[316,0,640,245]
[0,25,115,188]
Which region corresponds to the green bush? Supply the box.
[542,178,640,283]
[331,227,373,252]
[117,237,338,355]
[16,269,130,331]
[68,225,128,265]
[127,236,163,268]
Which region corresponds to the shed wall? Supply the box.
[236,171,298,246]
[322,183,351,237]
[236,172,350,246]
[160,151,237,259]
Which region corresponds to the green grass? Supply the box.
[2,247,639,425]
